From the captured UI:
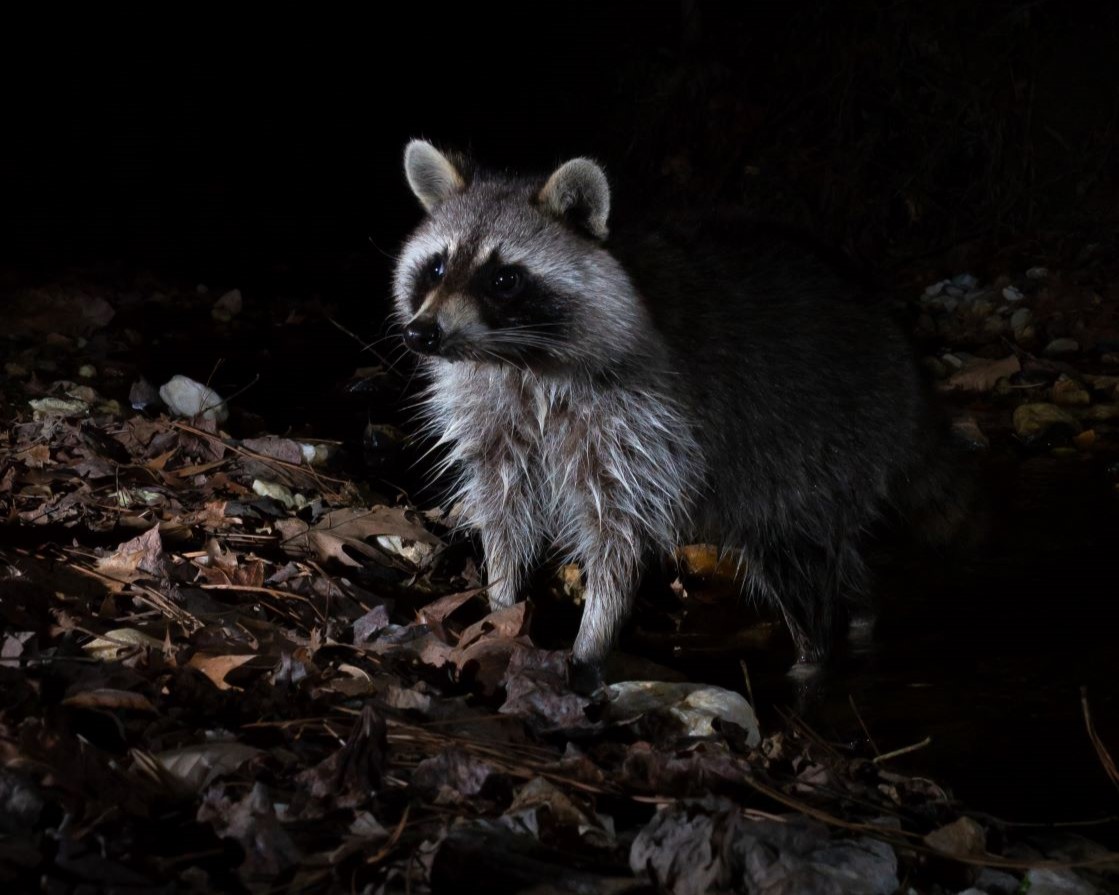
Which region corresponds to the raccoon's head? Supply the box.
[392,140,643,373]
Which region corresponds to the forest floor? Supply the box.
[1,243,1119,894]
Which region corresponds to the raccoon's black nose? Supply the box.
[404,319,442,354]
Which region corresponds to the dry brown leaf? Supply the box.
[944,354,1020,392]
[277,506,441,569]
[95,526,164,588]
[84,627,164,660]
[14,444,52,469]
[187,652,260,690]
[457,603,528,651]
[62,688,158,713]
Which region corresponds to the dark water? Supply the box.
[671,446,1119,832]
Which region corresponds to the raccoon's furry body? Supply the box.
[392,141,951,677]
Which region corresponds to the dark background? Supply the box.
[3,1,1117,299]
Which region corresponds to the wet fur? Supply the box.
[392,142,957,672]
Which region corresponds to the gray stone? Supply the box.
[1010,307,1033,333]
[1013,403,1081,440]
[1023,867,1099,894]
[1044,338,1080,358]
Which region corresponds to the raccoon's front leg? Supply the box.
[570,524,644,685]
[480,523,534,611]
[468,461,542,613]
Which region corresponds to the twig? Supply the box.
[872,736,932,765]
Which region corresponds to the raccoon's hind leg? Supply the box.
[744,532,867,665]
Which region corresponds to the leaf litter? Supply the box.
[0,275,1116,894]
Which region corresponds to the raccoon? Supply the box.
[391,139,955,684]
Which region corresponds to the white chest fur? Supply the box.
[418,361,703,565]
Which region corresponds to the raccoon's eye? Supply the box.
[489,266,524,299]
[426,255,446,282]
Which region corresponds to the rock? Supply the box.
[1043,338,1080,358]
[604,681,759,744]
[1050,376,1091,406]
[982,315,1008,338]
[1073,430,1096,449]
[941,353,966,371]
[1082,404,1119,422]
[1023,867,1098,894]
[1010,307,1033,333]
[1015,323,1039,348]
[1026,266,1049,279]
[924,279,949,297]
[950,416,989,450]
[129,377,160,410]
[78,364,97,378]
[1002,285,1025,302]
[924,816,986,857]
[952,273,978,290]
[969,298,995,318]
[1102,353,1119,366]
[212,288,243,322]
[973,868,1021,894]
[158,374,229,423]
[1013,403,1081,441]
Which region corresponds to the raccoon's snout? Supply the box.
[404,318,442,355]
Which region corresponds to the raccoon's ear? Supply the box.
[403,139,469,211]
[537,158,610,240]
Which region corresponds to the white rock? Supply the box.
[941,353,966,371]
[951,273,978,289]
[214,288,242,316]
[1026,266,1049,279]
[1002,285,1025,302]
[1023,867,1097,894]
[1043,338,1080,358]
[604,681,760,745]
[158,375,229,423]
[924,279,949,297]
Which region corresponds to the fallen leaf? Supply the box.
[945,354,1021,392]
[62,689,158,713]
[84,628,164,660]
[187,653,260,690]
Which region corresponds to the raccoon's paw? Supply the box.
[567,655,605,696]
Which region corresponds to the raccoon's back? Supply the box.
[612,221,934,534]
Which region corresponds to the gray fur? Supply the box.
[538,158,611,240]
[392,143,952,673]
[404,140,467,211]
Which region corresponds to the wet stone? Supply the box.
[1012,403,1081,441]
[1050,376,1091,407]
[1010,307,1033,334]
[1043,338,1080,358]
